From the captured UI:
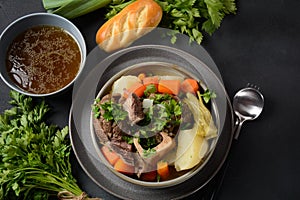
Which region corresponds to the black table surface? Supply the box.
[1,0,300,199]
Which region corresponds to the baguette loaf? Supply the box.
[96,0,162,52]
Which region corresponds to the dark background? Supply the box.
[1,0,300,199]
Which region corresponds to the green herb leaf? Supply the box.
[95,101,128,122]
[106,0,237,44]
[143,148,156,158]
[122,135,134,144]
[200,89,217,103]
[204,0,224,27]
[144,84,157,97]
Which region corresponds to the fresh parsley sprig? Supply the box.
[106,0,237,44]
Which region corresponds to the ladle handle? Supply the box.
[234,119,244,140]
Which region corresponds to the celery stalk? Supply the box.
[49,0,112,19]
[42,0,73,10]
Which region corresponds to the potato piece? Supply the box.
[112,75,141,95]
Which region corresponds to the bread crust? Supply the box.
[96,0,162,52]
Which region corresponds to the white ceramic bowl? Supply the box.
[0,12,86,97]
[91,61,222,188]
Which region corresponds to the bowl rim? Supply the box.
[0,12,87,97]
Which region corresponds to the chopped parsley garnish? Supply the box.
[122,135,134,144]
[92,100,127,122]
[143,148,156,158]
[200,89,217,103]
[149,93,172,104]
[144,84,157,97]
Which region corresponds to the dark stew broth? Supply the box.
[6,25,81,94]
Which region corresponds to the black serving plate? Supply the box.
[69,29,234,199]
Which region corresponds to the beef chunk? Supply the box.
[101,117,112,133]
[111,139,132,152]
[93,118,109,144]
[111,93,122,102]
[112,122,122,136]
[181,103,194,129]
[109,142,134,165]
[100,94,111,103]
[93,93,137,167]
[100,93,121,104]
[122,93,144,124]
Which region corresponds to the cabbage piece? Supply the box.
[174,127,209,171]
[174,92,217,171]
[183,92,217,139]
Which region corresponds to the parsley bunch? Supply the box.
[0,91,99,200]
[106,0,237,43]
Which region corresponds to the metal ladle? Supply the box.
[233,86,264,139]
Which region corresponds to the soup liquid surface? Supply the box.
[6,25,81,94]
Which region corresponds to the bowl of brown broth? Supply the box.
[0,12,86,96]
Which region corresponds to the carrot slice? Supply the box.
[124,82,146,98]
[158,79,181,95]
[101,146,120,166]
[143,76,159,89]
[181,79,199,94]
[114,158,135,175]
[140,170,157,181]
[157,161,170,180]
